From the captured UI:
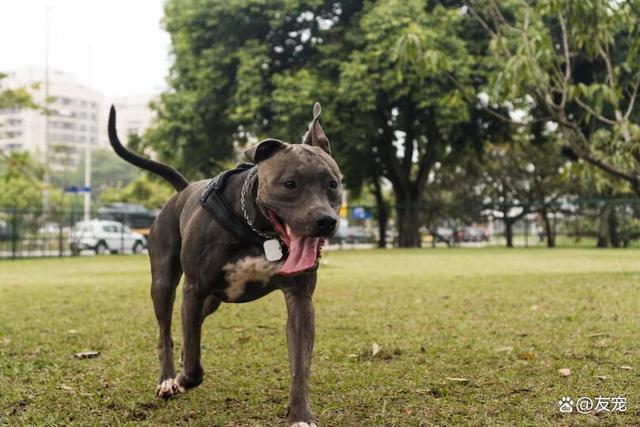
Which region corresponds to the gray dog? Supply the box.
[108,102,342,427]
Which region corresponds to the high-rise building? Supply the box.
[0,67,104,170]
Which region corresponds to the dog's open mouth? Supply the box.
[267,211,324,276]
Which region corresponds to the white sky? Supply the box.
[0,0,171,97]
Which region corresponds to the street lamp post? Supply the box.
[43,5,53,225]
[83,47,92,221]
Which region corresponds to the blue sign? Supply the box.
[351,207,371,220]
[64,186,92,193]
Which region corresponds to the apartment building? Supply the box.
[0,67,104,169]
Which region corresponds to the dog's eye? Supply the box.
[284,180,297,189]
[329,180,338,189]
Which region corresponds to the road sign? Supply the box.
[64,186,91,193]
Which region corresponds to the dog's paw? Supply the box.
[290,423,317,427]
[156,378,184,399]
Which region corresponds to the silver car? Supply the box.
[70,219,146,255]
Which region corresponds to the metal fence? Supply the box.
[0,207,147,259]
[485,198,640,248]
[2,198,640,259]
[338,198,640,249]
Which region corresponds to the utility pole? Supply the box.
[83,46,92,221]
[43,5,53,224]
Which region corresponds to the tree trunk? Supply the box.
[541,207,555,248]
[597,204,609,248]
[372,178,388,248]
[505,219,514,248]
[396,195,421,247]
[608,204,620,248]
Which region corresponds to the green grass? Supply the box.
[1,248,638,426]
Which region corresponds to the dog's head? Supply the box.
[244,102,342,275]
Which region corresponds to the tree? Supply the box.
[335,0,477,247]
[0,152,44,210]
[420,150,486,243]
[100,174,174,210]
[0,72,36,110]
[0,72,43,211]
[471,0,640,194]
[50,148,141,201]
[565,161,634,248]
[146,0,358,179]
[0,152,71,213]
[479,129,570,248]
[152,0,502,247]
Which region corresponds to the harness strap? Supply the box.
[199,163,265,247]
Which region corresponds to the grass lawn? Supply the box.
[1,248,639,426]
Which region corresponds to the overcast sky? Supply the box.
[0,0,171,97]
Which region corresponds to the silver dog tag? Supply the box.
[263,239,283,262]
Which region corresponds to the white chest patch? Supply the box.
[222,256,281,300]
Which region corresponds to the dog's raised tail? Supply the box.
[108,105,189,192]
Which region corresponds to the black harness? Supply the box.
[199,163,272,247]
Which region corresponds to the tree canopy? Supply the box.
[471,0,640,193]
[144,0,640,248]
[148,0,511,246]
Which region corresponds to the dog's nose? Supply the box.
[315,214,337,235]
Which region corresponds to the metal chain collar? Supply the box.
[240,167,275,239]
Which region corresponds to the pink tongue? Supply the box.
[279,228,320,276]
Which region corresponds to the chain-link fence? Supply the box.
[2,198,639,259]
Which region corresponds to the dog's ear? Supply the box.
[244,138,286,163]
[302,102,331,155]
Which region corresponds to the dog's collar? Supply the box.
[240,167,276,240]
[199,163,275,247]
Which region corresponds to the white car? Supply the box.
[70,220,146,255]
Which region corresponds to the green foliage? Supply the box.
[0,72,36,110]
[0,151,70,212]
[152,1,497,186]
[50,149,141,200]
[0,152,44,210]
[474,0,640,193]
[146,0,343,179]
[100,174,174,210]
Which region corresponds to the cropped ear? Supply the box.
[244,138,286,163]
[302,102,331,155]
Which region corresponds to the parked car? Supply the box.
[461,226,490,242]
[344,226,373,244]
[330,219,373,244]
[433,227,454,245]
[70,220,146,255]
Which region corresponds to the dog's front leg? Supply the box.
[176,279,206,390]
[282,273,317,427]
